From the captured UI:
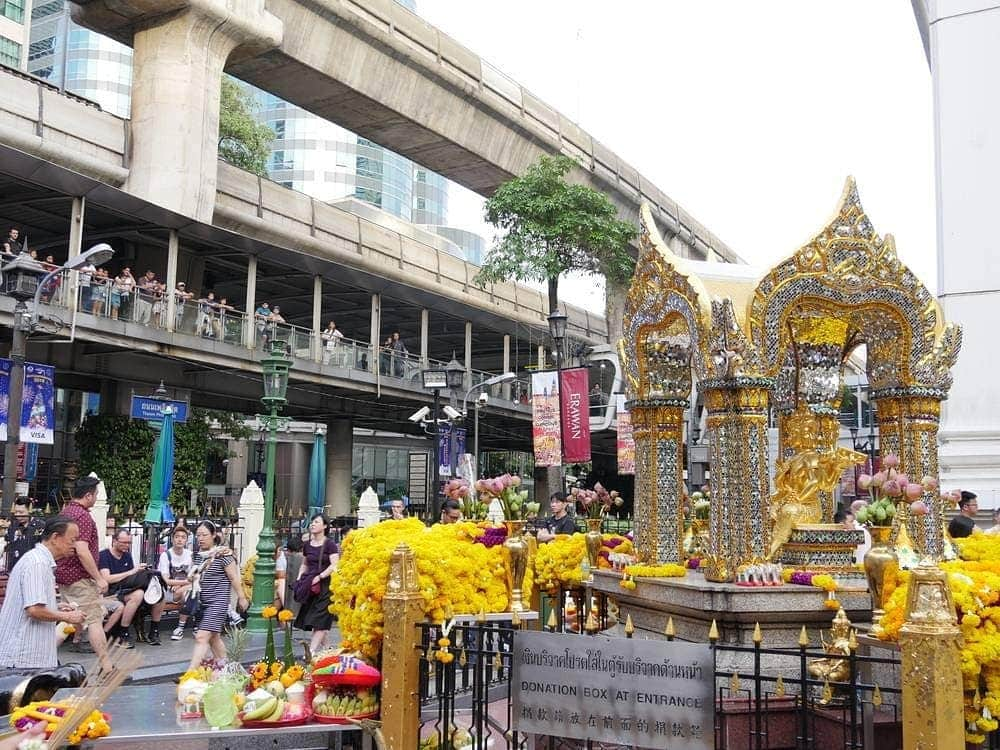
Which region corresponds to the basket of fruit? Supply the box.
[310,653,381,688]
[239,687,312,728]
[310,684,379,724]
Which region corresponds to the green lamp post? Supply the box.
[247,339,293,632]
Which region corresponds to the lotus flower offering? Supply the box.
[571,482,622,519]
[474,474,532,519]
[852,454,938,525]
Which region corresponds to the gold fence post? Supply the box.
[380,542,424,750]
[899,560,964,750]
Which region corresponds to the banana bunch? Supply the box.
[312,687,379,717]
[242,695,285,722]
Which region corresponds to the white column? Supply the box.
[370,293,380,371]
[928,4,1000,502]
[420,308,429,367]
[66,196,85,314]
[244,255,257,348]
[464,321,473,389]
[238,480,265,566]
[502,334,511,401]
[165,230,179,332]
[538,344,546,370]
[312,275,322,363]
[326,419,353,517]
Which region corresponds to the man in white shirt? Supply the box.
[0,517,86,669]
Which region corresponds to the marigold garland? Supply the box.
[622,563,688,579]
[533,534,586,594]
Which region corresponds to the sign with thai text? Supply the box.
[559,368,591,463]
[129,396,189,423]
[0,359,56,444]
[531,371,561,467]
[512,630,713,748]
[616,395,635,475]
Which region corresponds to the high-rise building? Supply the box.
[26,0,451,229]
[1,0,33,69]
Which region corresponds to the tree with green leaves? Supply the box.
[474,155,637,339]
[218,78,275,176]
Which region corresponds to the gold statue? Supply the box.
[808,608,853,700]
[768,447,867,559]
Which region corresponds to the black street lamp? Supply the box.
[2,244,114,510]
[247,339,292,632]
[547,309,568,486]
[445,356,466,491]
[422,366,447,522]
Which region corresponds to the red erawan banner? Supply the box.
[559,367,591,463]
[531,371,561,467]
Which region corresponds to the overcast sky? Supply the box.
[416,1,936,311]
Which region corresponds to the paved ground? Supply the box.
[58,623,342,683]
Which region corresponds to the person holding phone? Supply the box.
[99,529,166,646]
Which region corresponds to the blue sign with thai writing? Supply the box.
[130,396,189,423]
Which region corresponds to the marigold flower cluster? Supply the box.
[249,659,304,690]
[534,534,587,594]
[8,703,110,744]
[330,518,516,658]
[877,536,1000,744]
[622,563,688,580]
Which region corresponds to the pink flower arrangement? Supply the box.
[570,482,623,519]
[474,474,532,519]
[854,455,938,526]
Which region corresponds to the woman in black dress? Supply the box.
[293,514,339,654]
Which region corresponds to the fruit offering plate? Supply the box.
[239,708,313,729]
[312,709,378,725]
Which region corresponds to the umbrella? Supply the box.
[144,407,176,524]
[307,432,326,518]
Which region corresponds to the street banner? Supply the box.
[616,395,635,475]
[130,395,190,423]
[512,630,713,748]
[559,367,591,463]
[16,442,39,481]
[438,424,466,477]
[0,359,56,444]
[531,371,561,467]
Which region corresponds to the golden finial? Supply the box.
[585,610,600,634]
[546,609,558,630]
[848,628,859,652]
[427,661,435,677]
[624,614,635,637]
[872,685,882,708]
[511,610,522,628]
[665,617,676,640]
[708,619,719,642]
[476,607,486,623]
[775,676,785,697]
[822,680,833,704]
[425,646,435,662]
[459,649,467,668]
[729,672,741,693]
[752,622,762,645]
[798,626,809,648]
[493,653,502,670]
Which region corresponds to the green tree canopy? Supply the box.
[474,155,636,312]
[218,78,275,176]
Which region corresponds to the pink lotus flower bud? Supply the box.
[510,475,521,487]
[950,490,962,503]
[921,476,938,491]
[882,454,900,468]
[910,500,929,516]
[883,479,901,497]
[850,500,868,513]
[594,482,605,492]
[857,474,873,491]
[895,474,909,488]
[873,471,888,488]
[904,483,924,501]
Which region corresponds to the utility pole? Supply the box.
[2,303,29,511]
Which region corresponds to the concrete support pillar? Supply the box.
[226,439,248,488]
[370,294,380,370]
[244,255,257,348]
[325,419,353,517]
[312,275,322,363]
[502,334,511,401]
[119,1,281,221]
[464,321,472,389]
[420,309,429,367]
[65,197,85,314]
[537,344,546,370]
[165,230,179,332]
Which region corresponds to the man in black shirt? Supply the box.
[948,491,979,539]
[4,499,44,573]
[537,492,577,542]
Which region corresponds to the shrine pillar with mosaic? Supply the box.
[620,205,713,565]
[700,375,773,582]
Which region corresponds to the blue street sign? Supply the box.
[130,395,189,423]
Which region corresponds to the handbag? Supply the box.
[292,576,314,604]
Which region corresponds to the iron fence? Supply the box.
[416,616,902,750]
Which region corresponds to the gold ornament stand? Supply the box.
[701,377,773,581]
[380,543,424,750]
[629,399,686,564]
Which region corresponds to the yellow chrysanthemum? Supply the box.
[262,605,278,619]
[278,608,294,623]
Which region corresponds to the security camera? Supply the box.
[477,393,489,406]
[442,405,462,420]
[408,406,431,423]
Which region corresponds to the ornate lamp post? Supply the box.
[421,365,447,522]
[547,309,568,488]
[247,339,292,632]
[2,244,114,511]
[444,356,466,484]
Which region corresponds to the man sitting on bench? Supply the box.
[98,529,165,647]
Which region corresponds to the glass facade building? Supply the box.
[1,0,31,69]
[25,0,450,227]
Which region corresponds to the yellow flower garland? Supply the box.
[533,534,586,594]
[330,519,521,659]
[623,563,688,579]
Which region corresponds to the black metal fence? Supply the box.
[416,615,902,750]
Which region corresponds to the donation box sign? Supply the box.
[512,630,714,749]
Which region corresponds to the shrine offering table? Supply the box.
[52,685,369,750]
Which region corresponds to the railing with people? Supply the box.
[1,267,533,404]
